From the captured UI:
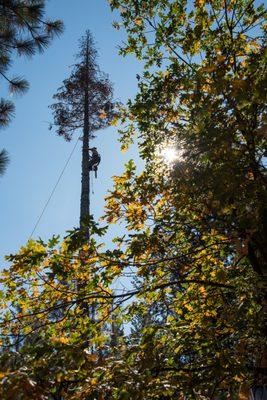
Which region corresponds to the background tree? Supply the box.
[0,0,63,176]
[50,30,114,234]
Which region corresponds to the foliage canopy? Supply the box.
[0,0,266,399]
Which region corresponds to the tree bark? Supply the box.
[79,39,90,240]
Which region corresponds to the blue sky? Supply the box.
[0,0,143,261]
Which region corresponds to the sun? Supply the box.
[155,142,184,166]
[161,146,179,164]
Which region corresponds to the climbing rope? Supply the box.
[29,135,81,239]
[91,172,94,195]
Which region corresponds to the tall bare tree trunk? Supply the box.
[78,37,91,324]
[79,38,90,240]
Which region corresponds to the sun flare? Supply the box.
[161,147,179,163]
[156,144,184,165]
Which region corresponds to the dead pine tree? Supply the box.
[50,30,114,238]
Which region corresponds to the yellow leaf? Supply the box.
[53,336,69,344]
[196,0,205,6]
[134,18,143,26]
[99,111,107,119]
[121,145,128,153]
[185,304,193,312]
[199,286,207,296]
[110,116,119,126]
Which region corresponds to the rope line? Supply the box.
[91,173,94,195]
[29,136,81,239]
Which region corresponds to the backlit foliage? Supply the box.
[0,0,266,398]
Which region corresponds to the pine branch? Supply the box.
[0,148,9,176]
[0,98,15,127]
[8,76,29,94]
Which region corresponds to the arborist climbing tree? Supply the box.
[89,147,101,178]
[50,30,115,237]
